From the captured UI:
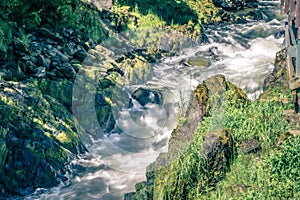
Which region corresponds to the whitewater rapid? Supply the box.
[26,3,285,200]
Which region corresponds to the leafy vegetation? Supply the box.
[156,87,292,199]
[113,0,222,37]
[0,0,106,54]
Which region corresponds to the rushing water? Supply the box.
[25,2,285,200]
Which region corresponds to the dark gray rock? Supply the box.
[57,63,76,79]
[201,129,235,170]
[131,87,163,107]
[13,38,31,55]
[73,48,87,62]
[37,55,51,69]
[213,0,257,11]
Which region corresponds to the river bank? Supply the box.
[0,0,296,199]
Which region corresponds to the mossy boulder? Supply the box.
[0,80,86,195]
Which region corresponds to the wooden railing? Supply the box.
[281,0,300,112]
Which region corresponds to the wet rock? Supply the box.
[260,49,289,101]
[38,79,74,111]
[34,67,47,78]
[213,0,244,11]
[213,0,258,10]
[13,38,30,56]
[131,87,163,107]
[61,27,77,41]
[73,48,88,62]
[245,10,264,21]
[200,32,210,44]
[57,63,77,79]
[0,80,87,195]
[37,55,51,69]
[0,49,7,61]
[36,28,63,43]
[187,57,210,67]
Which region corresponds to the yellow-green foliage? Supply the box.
[0,0,106,54]
[115,0,221,34]
[154,85,290,199]
[204,135,300,199]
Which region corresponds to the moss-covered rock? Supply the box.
[0,80,86,195]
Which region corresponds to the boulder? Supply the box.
[131,87,163,107]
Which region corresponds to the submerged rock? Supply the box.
[0,80,86,195]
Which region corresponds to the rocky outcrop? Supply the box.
[0,80,86,195]
[125,75,247,199]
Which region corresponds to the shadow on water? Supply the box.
[116,0,199,25]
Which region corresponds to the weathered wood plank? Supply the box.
[287,56,295,80]
[289,24,297,45]
[286,22,291,46]
[290,0,296,23]
[296,0,300,27]
[296,41,300,75]
[281,0,285,14]
[289,78,300,90]
[284,0,290,13]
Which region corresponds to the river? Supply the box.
[25,1,284,200]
